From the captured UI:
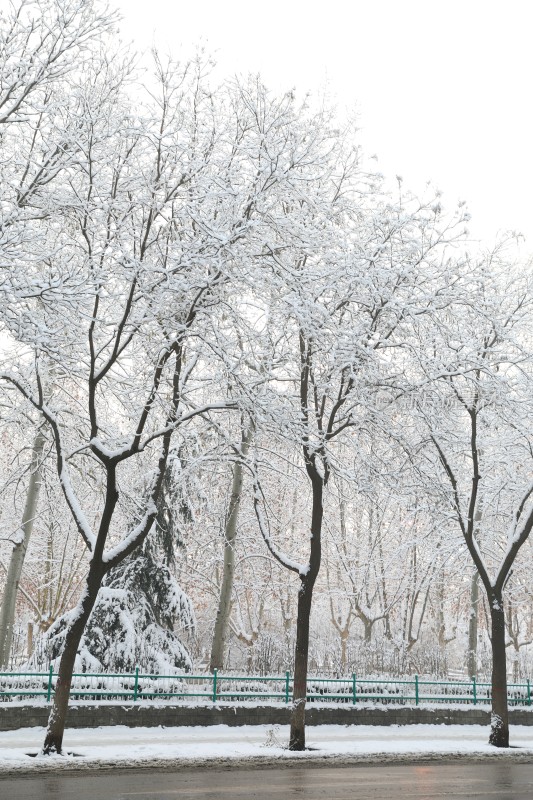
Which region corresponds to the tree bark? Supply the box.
[0,428,46,667]
[340,630,348,671]
[289,473,322,751]
[42,563,104,754]
[488,592,509,748]
[290,575,314,750]
[209,425,253,672]
[467,502,482,679]
[467,571,479,678]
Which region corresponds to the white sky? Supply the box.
[114,0,533,249]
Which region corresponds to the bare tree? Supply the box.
[252,168,468,748]
[410,258,533,746]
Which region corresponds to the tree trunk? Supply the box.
[467,502,482,679]
[42,563,103,754]
[488,592,509,748]
[289,473,322,751]
[209,426,252,673]
[42,461,121,755]
[467,571,479,678]
[0,428,46,667]
[340,630,348,672]
[27,622,34,659]
[290,575,313,750]
[512,647,519,683]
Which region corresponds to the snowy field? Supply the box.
[1,724,533,774]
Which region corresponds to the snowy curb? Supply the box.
[2,749,533,777]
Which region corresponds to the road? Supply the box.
[2,762,533,799]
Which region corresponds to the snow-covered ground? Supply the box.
[1,724,533,774]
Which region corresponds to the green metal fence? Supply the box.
[0,670,531,706]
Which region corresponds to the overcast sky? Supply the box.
[114,0,533,250]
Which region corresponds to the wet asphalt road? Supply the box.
[2,762,533,800]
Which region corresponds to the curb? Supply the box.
[2,749,533,777]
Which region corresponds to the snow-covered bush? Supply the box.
[37,549,195,674]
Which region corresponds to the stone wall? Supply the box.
[2,703,533,731]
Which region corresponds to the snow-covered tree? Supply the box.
[1,9,376,750]
[2,0,533,763]
[44,545,194,673]
[250,170,470,747]
[403,251,533,746]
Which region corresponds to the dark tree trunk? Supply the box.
[488,593,509,747]
[289,575,314,750]
[39,372,177,755]
[289,474,322,751]
[42,564,104,754]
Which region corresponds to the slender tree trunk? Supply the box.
[209,426,252,673]
[467,571,479,678]
[340,630,348,672]
[27,622,34,659]
[42,563,104,754]
[512,646,519,683]
[467,502,482,679]
[488,592,509,748]
[289,474,322,751]
[0,429,46,667]
[42,463,121,754]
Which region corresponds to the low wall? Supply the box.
[2,703,533,731]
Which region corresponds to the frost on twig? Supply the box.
[252,475,308,577]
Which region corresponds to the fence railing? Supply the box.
[1,670,532,706]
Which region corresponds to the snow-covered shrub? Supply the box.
[36,550,195,674]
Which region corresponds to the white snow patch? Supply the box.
[1,723,533,772]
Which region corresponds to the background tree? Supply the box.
[406,256,533,746]
[209,419,254,672]
[0,425,46,666]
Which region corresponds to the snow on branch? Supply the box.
[137,402,238,452]
[1,371,96,552]
[59,465,96,553]
[252,470,308,577]
[492,479,533,589]
[103,499,158,565]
